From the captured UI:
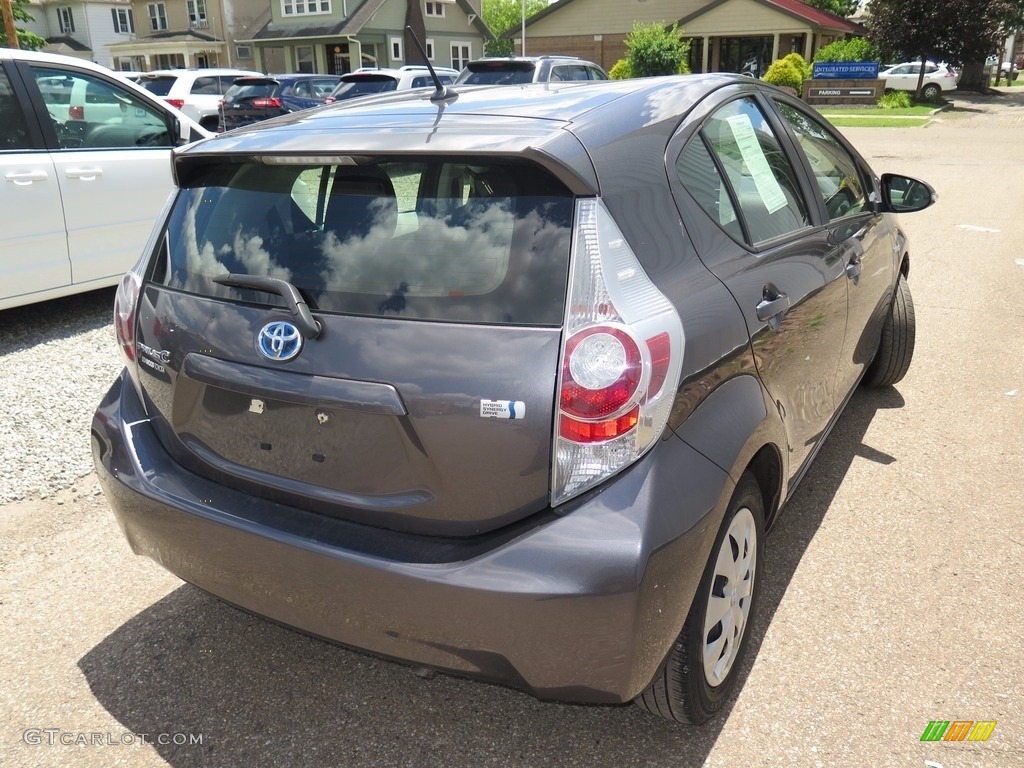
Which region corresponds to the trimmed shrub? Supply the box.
[609,59,633,80]
[763,60,804,92]
[625,21,691,78]
[780,53,812,82]
[814,38,880,63]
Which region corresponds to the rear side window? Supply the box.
[154,158,574,325]
[0,69,31,150]
[683,97,809,245]
[190,76,221,95]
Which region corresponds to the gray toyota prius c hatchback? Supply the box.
[93,73,935,724]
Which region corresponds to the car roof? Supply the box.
[174,74,743,193]
[142,68,261,78]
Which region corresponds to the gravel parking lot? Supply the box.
[2,90,1023,768]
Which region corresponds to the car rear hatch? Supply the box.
[131,153,578,536]
[457,61,537,85]
[220,77,282,129]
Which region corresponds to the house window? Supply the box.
[390,36,403,62]
[236,45,253,60]
[187,0,208,28]
[111,8,134,34]
[281,0,330,16]
[57,7,75,34]
[426,38,434,61]
[451,42,471,70]
[148,3,167,32]
[425,2,445,17]
[296,46,315,73]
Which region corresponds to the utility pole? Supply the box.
[521,0,526,56]
[2,0,21,49]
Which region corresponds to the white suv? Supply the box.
[325,66,460,103]
[137,68,260,130]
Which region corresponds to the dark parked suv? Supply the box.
[94,75,934,723]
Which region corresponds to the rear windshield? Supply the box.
[153,158,574,325]
[459,65,535,85]
[330,77,398,101]
[139,75,176,96]
[224,82,277,102]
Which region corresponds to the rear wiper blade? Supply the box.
[213,274,322,339]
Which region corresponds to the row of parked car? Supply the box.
[119,56,611,134]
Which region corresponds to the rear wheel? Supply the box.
[635,472,764,724]
[864,273,915,387]
[921,83,941,99]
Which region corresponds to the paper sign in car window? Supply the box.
[725,114,790,214]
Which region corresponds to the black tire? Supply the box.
[635,472,765,724]
[864,273,915,387]
[921,84,941,99]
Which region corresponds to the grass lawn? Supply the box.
[816,103,937,128]
[816,105,937,116]
[824,116,930,128]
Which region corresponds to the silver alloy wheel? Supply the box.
[702,506,757,687]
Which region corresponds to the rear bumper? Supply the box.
[92,370,729,703]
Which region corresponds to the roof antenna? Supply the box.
[405,25,457,103]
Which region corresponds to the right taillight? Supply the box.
[551,198,685,506]
[165,98,186,109]
[114,271,141,367]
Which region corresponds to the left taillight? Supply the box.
[114,271,142,367]
[551,198,685,506]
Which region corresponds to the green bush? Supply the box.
[763,60,804,91]
[609,59,633,80]
[780,53,812,82]
[877,90,912,109]
[813,37,880,63]
[625,21,691,78]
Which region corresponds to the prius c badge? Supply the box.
[257,320,303,361]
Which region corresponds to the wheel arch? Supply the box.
[674,374,788,527]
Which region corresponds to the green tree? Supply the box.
[804,0,859,16]
[482,0,548,57]
[868,0,1021,91]
[1,0,47,50]
[625,21,691,77]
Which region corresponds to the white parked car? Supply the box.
[878,61,959,98]
[0,49,211,311]
[137,68,260,131]
[324,66,460,103]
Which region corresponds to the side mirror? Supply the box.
[879,173,937,213]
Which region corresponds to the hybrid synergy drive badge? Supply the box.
[480,400,526,420]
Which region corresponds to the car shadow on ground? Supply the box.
[77,385,905,768]
[0,288,115,357]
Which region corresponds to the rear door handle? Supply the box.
[756,293,790,325]
[65,167,104,181]
[5,170,48,185]
[845,259,862,283]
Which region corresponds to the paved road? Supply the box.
[2,91,1022,768]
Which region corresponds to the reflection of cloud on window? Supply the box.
[176,191,228,287]
[319,200,516,297]
[174,189,293,284]
[231,227,293,282]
